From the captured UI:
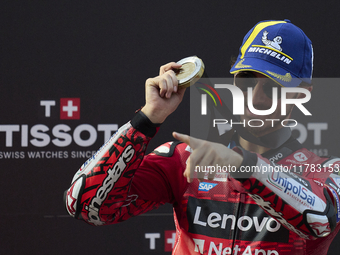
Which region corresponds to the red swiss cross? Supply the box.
[60,98,80,119]
[164,230,176,252]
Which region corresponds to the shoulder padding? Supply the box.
[152,141,190,157]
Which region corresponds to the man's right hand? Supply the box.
[141,62,186,124]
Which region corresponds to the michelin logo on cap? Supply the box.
[247,31,293,65]
[262,31,282,51]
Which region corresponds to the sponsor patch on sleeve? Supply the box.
[198,182,217,192]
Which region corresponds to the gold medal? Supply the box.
[175,56,205,88]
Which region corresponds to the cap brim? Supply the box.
[230,57,302,87]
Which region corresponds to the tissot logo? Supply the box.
[0,98,118,159]
[60,98,80,119]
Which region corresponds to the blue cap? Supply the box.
[230,20,313,87]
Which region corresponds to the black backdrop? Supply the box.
[2,1,340,254]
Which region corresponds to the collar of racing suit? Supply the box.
[230,133,303,164]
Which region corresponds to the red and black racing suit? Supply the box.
[64,111,340,255]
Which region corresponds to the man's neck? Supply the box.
[238,135,271,154]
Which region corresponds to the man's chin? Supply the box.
[243,125,266,137]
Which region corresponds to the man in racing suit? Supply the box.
[64,20,340,254]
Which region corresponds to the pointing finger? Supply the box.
[172,132,202,150]
[172,132,190,145]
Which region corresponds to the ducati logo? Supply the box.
[294,152,308,162]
